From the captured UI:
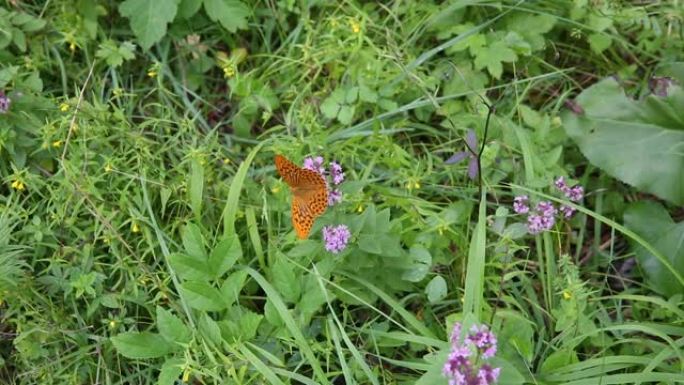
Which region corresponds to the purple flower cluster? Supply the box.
[0,91,10,114]
[303,156,345,206]
[322,225,351,254]
[443,322,500,385]
[514,177,585,235]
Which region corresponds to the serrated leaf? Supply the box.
[182,223,206,260]
[158,357,184,385]
[425,276,447,303]
[96,40,136,67]
[271,259,300,303]
[208,234,242,279]
[198,313,222,345]
[588,33,612,54]
[111,332,174,359]
[220,270,248,308]
[156,307,191,344]
[473,40,517,79]
[180,281,226,311]
[203,0,249,33]
[168,253,211,281]
[119,0,179,50]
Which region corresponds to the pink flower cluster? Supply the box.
[443,322,500,385]
[322,224,351,254]
[303,156,345,206]
[513,177,584,235]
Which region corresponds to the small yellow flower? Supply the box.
[562,290,573,300]
[69,42,76,52]
[182,368,191,383]
[131,222,140,233]
[11,179,25,191]
[52,140,62,148]
[59,103,70,112]
[414,181,421,189]
[271,185,281,193]
[147,70,157,78]
[223,65,236,78]
[222,158,231,164]
[109,320,117,329]
[349,18,361,34]
[113,88,123,97]
[103,236,111,244]
[104,163,113,173]
[357,205,364,213]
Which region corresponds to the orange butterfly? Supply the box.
[275,154,328,239]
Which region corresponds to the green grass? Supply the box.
[1,0,684,384]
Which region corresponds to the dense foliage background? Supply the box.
[1,0,683,384]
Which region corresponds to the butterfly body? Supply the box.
[275,155,328,239]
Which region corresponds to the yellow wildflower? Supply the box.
[59,103,70,112]
[104,163,113,173]
[52,140,62,148]
[11,179,25,191]
[69,42,76,52]
[182,368,191,383]
[109,320,117,329]
[147,70,157,78]
[562,290,572,300]
[414,181,421,189]
[357,205,363,213]
[131,222,140,233]
[222,158,231,164]
[349,19,361,34]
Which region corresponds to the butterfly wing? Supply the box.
[275,154,328,239]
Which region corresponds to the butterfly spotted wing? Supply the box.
[275,155,328,239]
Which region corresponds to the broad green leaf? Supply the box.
[425,276,447,303]
[271,259,301,303]
[540,348,579,373]
[203,0,249,32]
[624,201,684,296]
[337,105,355,125]
[111,332,174,359]
[180,281,226,311]
[208,234,242,279]
[402,246,432,282]
[320,96,340,119]
[156,307,191,344]
[168,253,211,281]
[119,0,179,50]
[158,357,184,385]
[563,76,684,205]
[220,270,248,308]
[182,223,206,260]
[588,33,612,54]
[178,0,202,18]
[220,306,263,342]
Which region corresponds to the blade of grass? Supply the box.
[222,141,266,237]
[462,192,487,320]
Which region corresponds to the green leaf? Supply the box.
[156,307,191,344]
[158,357,184,385]
[119,0,179,50]
[540,348,579,373]
[178,0,203,18]
[473,40,517,79]
[203,0,249,33]
[111,332,174,359]
[220,306,263,342]
[562,76,684,205]
[189,158,204,219]
[198,313,222,346]
[337,105,355,125]
[180,281,226,311]
[271,259,301,303]
[401,246,432,282]
[220,270,248,308]
[588,33,612,54]
[168,253,211,281]
[425,276,447,303]
[96,40,137,67]
[182,223,206,260]
[320,96,340,119]
[208,234,242,279]
[624,201,684,296]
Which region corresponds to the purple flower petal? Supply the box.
[446,151,469,165]
[467,159,479,180]
[466,129,478,153]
